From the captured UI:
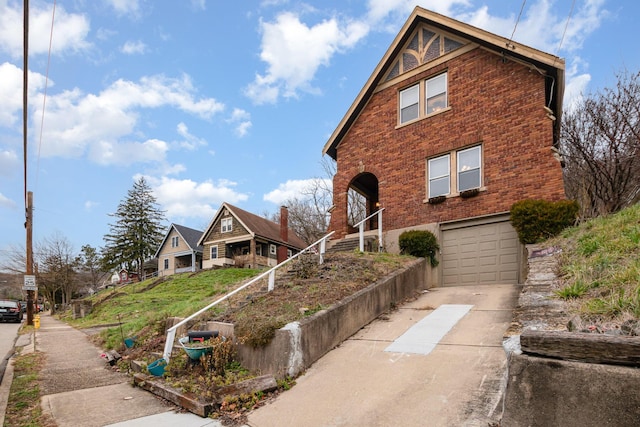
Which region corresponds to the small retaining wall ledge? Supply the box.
[502,245,640,426]
[237,257,428,379]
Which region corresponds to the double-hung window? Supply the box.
[210,245,218,259]
[171,236,179,248]
[428,154,450,197]
[163,259,169,270]
[457,146,481,192]
[400,84,419,124]
[399,72,448,125]
[426,73,447,114]
[221,217,232,233]
[428,145,482,198]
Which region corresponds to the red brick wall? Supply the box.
[329,47,566,238]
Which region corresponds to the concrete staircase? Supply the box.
[327,236,377,253]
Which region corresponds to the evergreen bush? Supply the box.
[398,230,439,267]
[510,199,580,244]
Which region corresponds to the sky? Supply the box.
[0,0,638,263]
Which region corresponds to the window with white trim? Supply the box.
[210,245,218,259]
[428,154,450,197]
[427,145,482,198]
[221,217,232,233]
[171,236,179,248]
[256,244,262,256]
[269,244,276,255]
[400,84,419,123]
[399,72,448,124]
[287,249,293,258]
[163,259,169,270]
[426,73,447,114]
[457,146,481,192]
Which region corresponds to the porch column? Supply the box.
[191,251,196,272]
[250,239,256,268]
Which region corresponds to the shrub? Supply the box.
[398,230,439,267]
[510,199,579,244]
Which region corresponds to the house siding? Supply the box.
[202,217,250,262]
[329,47,565,239]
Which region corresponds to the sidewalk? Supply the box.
[3,313,222,427]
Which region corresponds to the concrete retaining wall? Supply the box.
[502,353,640,426]
[237,257,428,378]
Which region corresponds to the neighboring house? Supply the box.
[199,203,307,269]
[155,224,204,277]
[322,7,567,286]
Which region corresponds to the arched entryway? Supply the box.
[346,173,380,233]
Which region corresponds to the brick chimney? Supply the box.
[277,206,289,263]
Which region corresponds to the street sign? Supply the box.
[23,275,37,291]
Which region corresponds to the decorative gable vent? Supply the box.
[385,25,466,82]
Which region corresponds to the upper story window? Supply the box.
[399,72,448,125]
[171,236,179,248]
[427,145,482,198]
[221,217,233,233]
[400,84,419,123]
[426,73,447,114]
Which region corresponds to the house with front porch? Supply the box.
[155,224,203,277]
[199,203,306,269]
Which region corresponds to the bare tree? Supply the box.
[36,233,78,311]
[561,69,640,218]
[267,158,335,245]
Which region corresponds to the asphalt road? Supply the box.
[0,319,22,382]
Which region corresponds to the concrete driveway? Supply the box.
[247,284,520,427]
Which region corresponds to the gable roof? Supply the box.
[322,6,566,160]
[198,202,307,250]
[154,223,204,258]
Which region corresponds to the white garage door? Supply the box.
[441,219,520,286]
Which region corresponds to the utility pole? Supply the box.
[26,192,34,325]
[24,0,34,326]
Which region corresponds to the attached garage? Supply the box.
[440,216,521,286]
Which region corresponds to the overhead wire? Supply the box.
[507,0,527,48]
[553,0,576,67]
[36,0,57,192]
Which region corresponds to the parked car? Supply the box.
[0,300,23,323]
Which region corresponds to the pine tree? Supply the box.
[102,177,166,277]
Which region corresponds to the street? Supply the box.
[0,320,21,363]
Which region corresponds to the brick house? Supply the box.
[155,224,204,277]
[199,203,307,269]
[322,7,566,286]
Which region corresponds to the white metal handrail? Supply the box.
[161,231,335,362]
[353,208,385,252]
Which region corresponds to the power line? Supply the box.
[507,0,527,48]
[556,0,576,56]
[36,0,57,192]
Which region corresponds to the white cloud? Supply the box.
[144,175,249,220]
[0,192,16,209]
[263,178,331,204]
[84,200,99,211]
[0,2,90,58]
[121,40,147,55]
[88,138,168,166]
[0,62,48,128]
[226,108,252,137]
[0,149,19,177]
[245,12,369,104]
[33,73,223,163]
[176,122,207,150]
[107,0,142,16]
